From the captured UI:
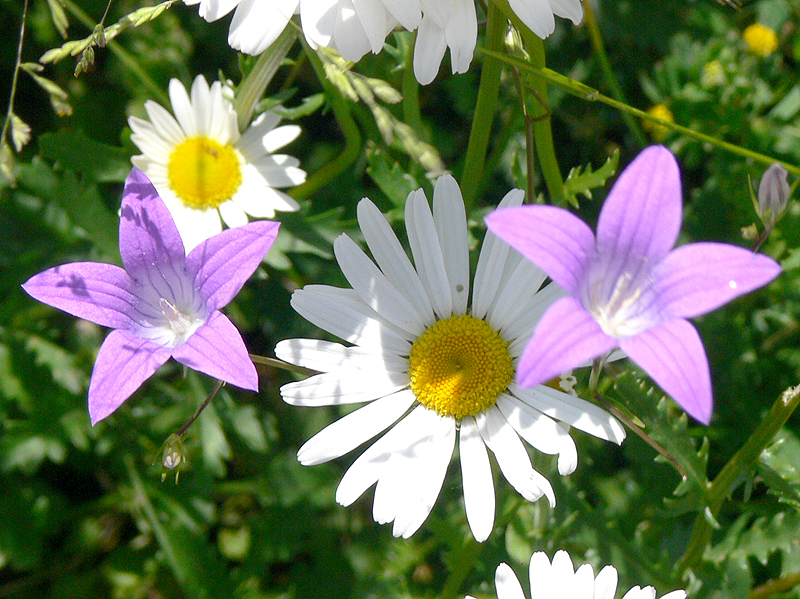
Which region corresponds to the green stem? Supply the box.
[62,0,169,104]
[678,385,800,574]
[1,0,29,150]
[249,353,319,376]
[523,34,565,202]
[581,0,647,147]
[401,33,423,133]
[235,27,297,131]
[460,1,505,212]
[289,37,362,200]
[477,47,800,176]
[439,537,482,599]
[749,570,800,599]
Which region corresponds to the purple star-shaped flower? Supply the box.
[22,169,279,425]
[485,146,781,424]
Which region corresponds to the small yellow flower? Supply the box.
[643,104,674,142]
[701,60,726,88]
[743,23,779,57]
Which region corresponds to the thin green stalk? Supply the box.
[678,385,800,574]
[62,0,169,104]
[477,48,800,176]
[235,27,297,131]
[749,570,800,599]
[523,34,565,202]
[581,0,647,147]
[401,33,423,133]
[460,1,505,212]
[289,36,362,200]
[1,0,30,150]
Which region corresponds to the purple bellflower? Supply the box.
[485,146,781,424]
[22,169,280,425]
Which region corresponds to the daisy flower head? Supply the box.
[129,75,305,251]
[276,175,625,541]
[473,550,687,599]
[182,0,582,85]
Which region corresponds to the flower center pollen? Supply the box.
[408,314,513,419]
[168,136,242,210]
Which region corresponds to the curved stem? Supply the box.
[290,37,362,200]
[581,0,647,147]
[678,385,800,574]
[477,48,800,176]
[460,1,505,212]
[1,0,29,151]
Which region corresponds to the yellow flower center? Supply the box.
[168,136,242,210]
[408,314,513,419]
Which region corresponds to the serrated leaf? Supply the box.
[38,130,130,182]
[758,428,800,507]
[608,371,710,507]
[563,148,620,208]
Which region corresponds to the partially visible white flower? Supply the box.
[182,0,582,84]
[468,551,687,599]
[129,75,305,251]
[277,175,624,541]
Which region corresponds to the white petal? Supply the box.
[406,189,452,318]
[510,383,626,444]
[505,282,568,357]
[477,406,555,506]
[219,200,249,228]
[331,0,373,62]
[229,0,298,55]
[413,15,447,85]
[352,0,390,53]
[621,587,657,599]
[170,204,223,252]
[473,208,521,321]
[372,407,455,537]
[443,0,477,74]
[496,393,577,474]
[573,564,596,599]
[357,198,435,326]
[508,0,556,38]
[280,368,409,406]
[380,0,420,30]
[432,174,470,316]
[301,0,338,47]
[290,285,414,354]
[548,0,583,24]
[297,390,416,464]
[488,260,549,337]
[660,591,688,599]
[169,78,198,138]
[275,338,408,373]
[529,552,558,598]
[552,549,576,578]
[459,417,494,542]
[334,234,427,337]
[594,566,619,599]
[143,100,186,146]
[496,564,526,599]
[192,0,242,21]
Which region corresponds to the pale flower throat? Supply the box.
[168,136,242,210]
[408,314,513,419]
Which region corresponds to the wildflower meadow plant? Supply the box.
[22,169,280,424]
[10,1,800,598]
[486,146,782,424]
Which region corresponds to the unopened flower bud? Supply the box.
[757,163,790,228]
[161,433,187,482]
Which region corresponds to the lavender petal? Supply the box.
[88,329,171,425]
[620,319,713,424]
[187,220,280,311]
[485,205,595,295]
[655,242,781,319]
[172,311,258,391]
[517,296,617,388]
[596,146,681,261]
[22,263,138,329]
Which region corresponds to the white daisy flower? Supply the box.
[182,0,582,85]
[128,75,306,251]
[276,175,625,541]
[472,551,687,599]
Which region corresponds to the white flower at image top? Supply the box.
[128,75,306,251]
[276,175,625,542]
[182,0,583,84]
[473,551,687,599]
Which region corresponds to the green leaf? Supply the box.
[758,428,800,507]
[38,130,130,182]
[365,143,421,208]
[562,148,620,208]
